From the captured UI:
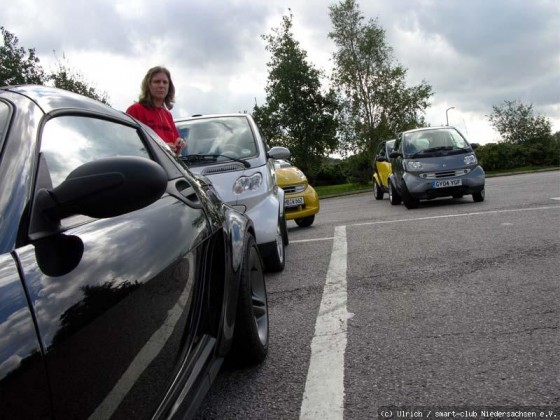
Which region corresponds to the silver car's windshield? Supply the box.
[177,116,258,163]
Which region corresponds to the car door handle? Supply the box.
[167,179,203,209]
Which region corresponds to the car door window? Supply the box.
[377,142,386,159]
[41,115,150,188]
[0,101,12,153]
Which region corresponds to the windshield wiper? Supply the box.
[422,146,454,153]
[182,154,250,168]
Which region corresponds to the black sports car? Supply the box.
[0,85,269,419]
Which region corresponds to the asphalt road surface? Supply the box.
[195,171,560,420]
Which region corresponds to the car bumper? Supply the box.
[373,173,390,191]
[230,187,283,245]
[403,166,485,200]
[283,186,320,220]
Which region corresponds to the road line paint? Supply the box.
[552,197,560,201]
[350,205,560,227]
[300,225,348,420]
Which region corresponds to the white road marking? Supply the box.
[300,225,349,420]
[294,204,560,419]
[292,207,560,245]
[350,205,560,227]
[552,197,560,201]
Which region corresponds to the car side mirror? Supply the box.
[268,146,291,160]
[389,151,402,159]
[37,156,167,221]
[470,143,479,150]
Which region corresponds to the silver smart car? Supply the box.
[388,126,485,209]
[175,113,291,271]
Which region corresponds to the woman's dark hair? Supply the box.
[138,66,176,109]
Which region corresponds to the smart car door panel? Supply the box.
[15,195,210,419]
[0,254,52,419]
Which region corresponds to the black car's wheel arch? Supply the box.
[226,233,268,366]
[212,208,259,357]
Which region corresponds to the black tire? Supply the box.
[389,181,402,205]
[281,215,289,246]
[263,216,285,272]
[295,215,315,228]
[373,180,384,200]
[473,189,485,202]
[228,234,269,366]
[401,183,419,209]
[403,196,419,209]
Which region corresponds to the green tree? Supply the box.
[487,100,551,145]
[1,27,109,104]
[253,13,339,180]
[1,26,46,85]
[328,0,432,161]
[50,53,110,104]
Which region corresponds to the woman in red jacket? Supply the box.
[127,66,186,154]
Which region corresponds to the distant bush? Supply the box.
[342,152,372,185]
[476,135,560,171]
[314,160,347,186]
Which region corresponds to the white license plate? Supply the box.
[285,197,304,208]
[432,179,462,188]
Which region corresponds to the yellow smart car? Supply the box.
[274,160,320,227]
[372,139,396,200]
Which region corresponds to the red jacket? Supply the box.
[126,102,180,148]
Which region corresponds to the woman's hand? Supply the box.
[174,137,186,153]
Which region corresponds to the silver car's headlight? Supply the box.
[464,154,477,165]
[233,172,263,194]
[406,160,423,171]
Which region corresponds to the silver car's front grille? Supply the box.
[420,169,471,179]
[202,163,246,175]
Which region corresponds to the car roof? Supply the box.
[401,126,457,135]
[0,85,134,123]
[174,113,251,122]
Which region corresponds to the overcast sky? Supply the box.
[4,0,559,144]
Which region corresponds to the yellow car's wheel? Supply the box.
[373,180,384,200]
[295,215,315,228]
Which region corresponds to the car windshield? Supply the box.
[176,116,258,163]
[386,140,396,155]
[403,129,469,156]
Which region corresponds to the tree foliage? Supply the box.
[1,27,109,104]
[253,13,339,180]
[1,27,46,85]
[328,0,433,160]
[50,54,110,104]
[487,100,551,145]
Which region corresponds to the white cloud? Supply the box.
[3,0,559,143]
